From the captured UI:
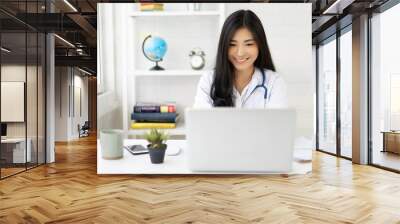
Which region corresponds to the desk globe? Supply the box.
[142,35,168,70]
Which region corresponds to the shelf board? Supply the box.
[133,70,208,77]
[131,11,221,17]
[127,122,186,136]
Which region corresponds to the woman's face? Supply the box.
[228,27,259,73]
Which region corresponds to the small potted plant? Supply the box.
[144,129,169,164]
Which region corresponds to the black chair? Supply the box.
[79,121,90,138]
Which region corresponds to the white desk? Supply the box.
[98,139,312,175]
[1,138,31,163]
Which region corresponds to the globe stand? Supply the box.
[142,35,167,71]
[150,61,164,71]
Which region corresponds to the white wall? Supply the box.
[72,73,89,138]
[55,67,89,141]
[222,4,314,146]
[55,67,69,141]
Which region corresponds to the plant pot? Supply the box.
[148,144,167,164]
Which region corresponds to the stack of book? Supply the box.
[131,102,177,129]
[139,3,164,11]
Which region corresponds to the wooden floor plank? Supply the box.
[0,134,400,223]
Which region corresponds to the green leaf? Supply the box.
[145,128,169,149]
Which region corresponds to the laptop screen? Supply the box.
[1,123,7,137]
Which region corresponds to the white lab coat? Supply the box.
[193,67,288,108]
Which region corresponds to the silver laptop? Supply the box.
[185,108,296,173]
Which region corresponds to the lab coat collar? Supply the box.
[233,67,264,104]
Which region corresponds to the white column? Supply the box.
[352,14,369,164]
[46,33,55,163]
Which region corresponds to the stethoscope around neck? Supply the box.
[242,68,268,107]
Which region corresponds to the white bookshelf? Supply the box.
[133,70,208,77]
[123,3,226,136]
[130,11,221,17]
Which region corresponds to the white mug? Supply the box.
[100,129,123,159]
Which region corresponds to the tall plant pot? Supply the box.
[148,144,167,164]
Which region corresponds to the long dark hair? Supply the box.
[211,10,275,106]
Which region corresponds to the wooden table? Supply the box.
[381,131,400,154]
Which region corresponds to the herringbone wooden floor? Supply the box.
[1,134,400,224]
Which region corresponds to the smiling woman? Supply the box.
[194,9,288,109]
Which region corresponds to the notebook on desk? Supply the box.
[185,108,296,173]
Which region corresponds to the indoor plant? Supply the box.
[144,129,169,164]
